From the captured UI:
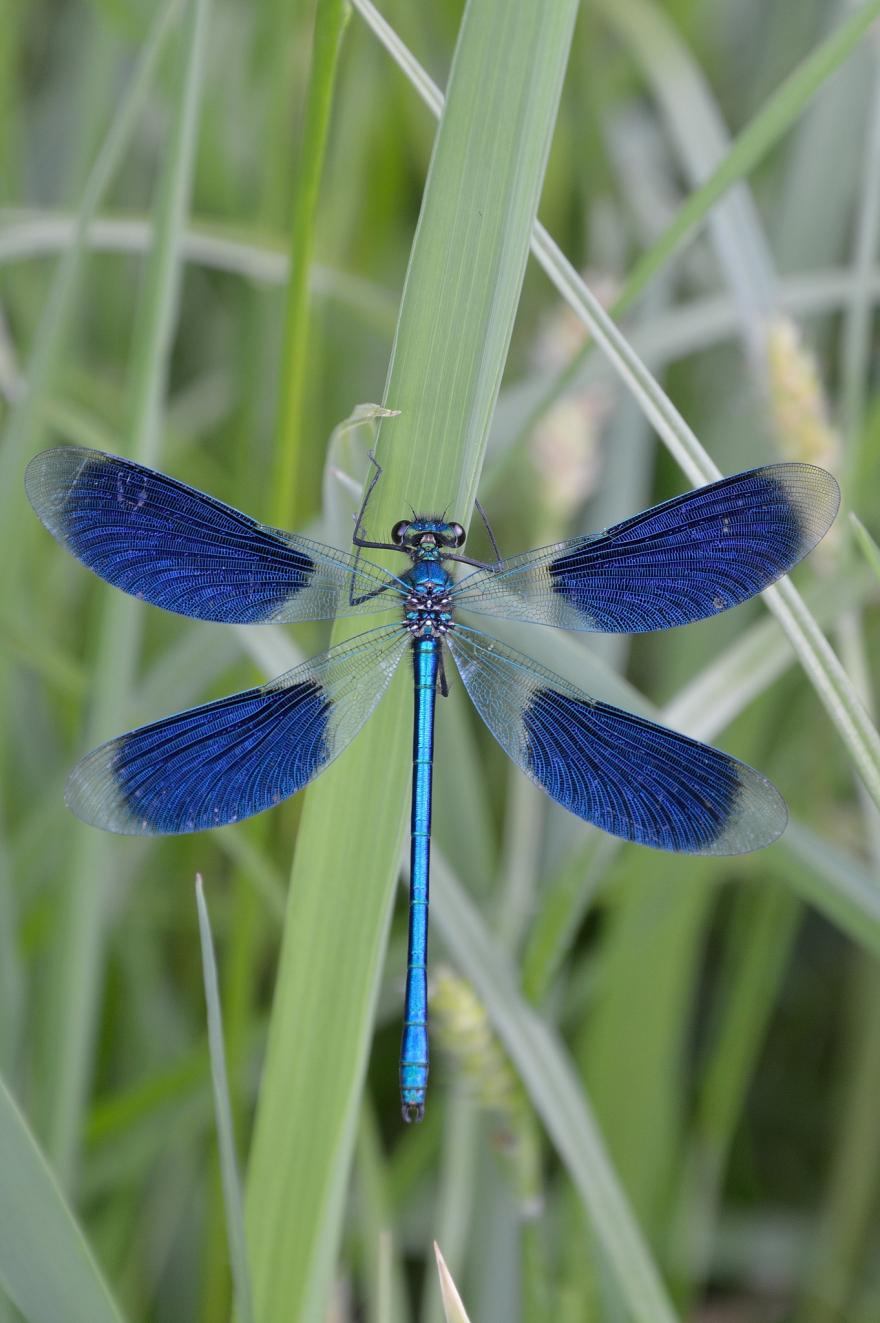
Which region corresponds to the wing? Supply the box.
[26,446,404,623]
[66,625,408,834]
[449,627,786,854]
[452,464,839,632]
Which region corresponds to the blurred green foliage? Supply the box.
[2,1,880,1321]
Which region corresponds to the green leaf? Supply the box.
[850,513,880,582]
[41,0,213,1185]
[0,1076,127,1323]
[195,877,255,1323]
[435,1242,473,1323]
[432,854,681,1323]
[271,0,350,527]
[612,0,880,315]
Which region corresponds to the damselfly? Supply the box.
[26,447,839,1120]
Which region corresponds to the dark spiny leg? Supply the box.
[349,449,405,605]
[352,449,384,549]
[437,651,449,699]
[352,449,403,552]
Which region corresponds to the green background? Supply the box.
[2,1,880,1320]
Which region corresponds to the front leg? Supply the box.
[352,450,399,553]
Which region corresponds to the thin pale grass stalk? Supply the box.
[434,1242,473,1323]
[42,0,212,1186]
[850,513,880,581]
[195,878,255,1323]
[0,211,397,328]
[420,1086,479,1323]
[840,53,880,465]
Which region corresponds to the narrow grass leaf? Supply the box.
[850,513,880,582]
[0,0,183,539]
[434,1242,473,1323]
[432,853,680,1323]
[272,0,350,527]
[43,0,213,1185]
[0,1075,127,1323]
[195,877,255,1323]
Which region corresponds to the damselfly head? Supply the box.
[390,517,466,552]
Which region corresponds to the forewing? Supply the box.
[449,627,786,854]
[452,464,839,632]
[26,446,403,622]
[66,625,408,834]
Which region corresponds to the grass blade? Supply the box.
[272,0,350,528]
[432,852,681,1323]
[244,3,578,1319]
[851,513,880,582]
[435,1242,473,1323]
[195,877,255,1323]
[42,0,213,1185]
[613,0,880,315]
[0,0,183,530]
[0,1075,127,1323]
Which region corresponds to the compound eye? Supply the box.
[449,522,466,548]
[391,520,410,546]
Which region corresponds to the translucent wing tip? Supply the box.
[25,445,108,540]
[701,759,788,856]
[767,462,840,557]
[64,740,147,836]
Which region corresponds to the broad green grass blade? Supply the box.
[195,877,255,1323]
[42,0,212,1185]
[0,1075,127,1323]
[272,0,350,528]
[244,5,578,1322]
[432,852,681,1323]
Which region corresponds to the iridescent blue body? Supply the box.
[398,534,456,1119]
[26,447,841,1122]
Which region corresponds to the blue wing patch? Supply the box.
[452,464,839,633]
[66,625,409,834]
[26,446,402,623]
[449,627,786,854]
